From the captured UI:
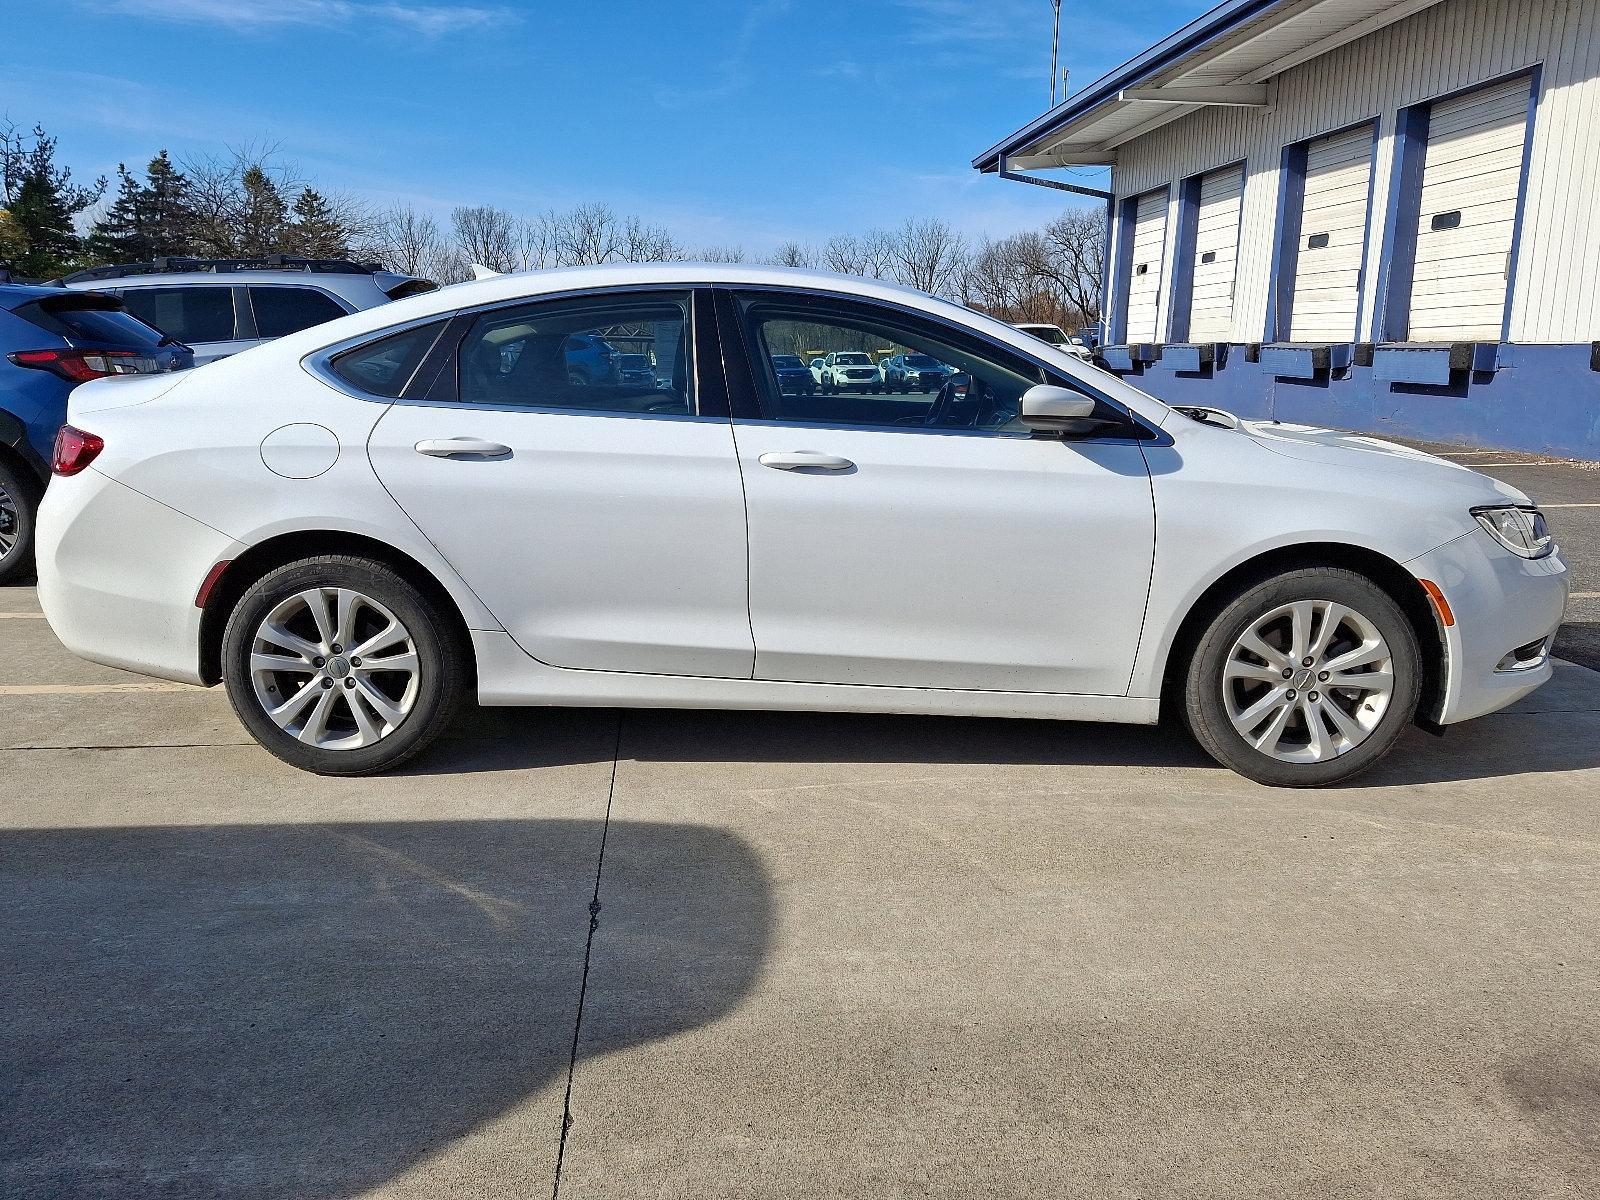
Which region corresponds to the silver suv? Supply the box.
[58,256,435,365]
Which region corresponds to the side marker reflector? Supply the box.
[1418,578,1455,627]
[195,559,232,609]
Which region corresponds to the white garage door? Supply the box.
[1407,76,1533,342]
[1124,190,1167,343]
[1288,122,1375,342]
[1187,164,1244,342]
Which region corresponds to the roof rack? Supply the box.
[58,255,385,285]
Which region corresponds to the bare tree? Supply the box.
[451,204,519,273]
[695,243,746,262]
[1022,208,1105,326]
[768,239,817,268]
[888,217,968,298]
[823,230,892,277]
[619,213,684,263]
[519,209,562,269]
[366,204,440,275]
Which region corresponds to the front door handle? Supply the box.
[758,451,855,471]
[415,438,512,459]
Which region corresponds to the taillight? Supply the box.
[9,348,163,383]
[52,426,104,476]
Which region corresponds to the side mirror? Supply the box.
[1020,384,1097,431]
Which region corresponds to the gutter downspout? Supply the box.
[996,153,1116,342]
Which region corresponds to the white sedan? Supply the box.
[37,265,1567,785]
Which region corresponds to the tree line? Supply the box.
[0,121,1102,331]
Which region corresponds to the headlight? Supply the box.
[1472,505,1554,559]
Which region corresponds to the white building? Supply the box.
[975,0,1600,458]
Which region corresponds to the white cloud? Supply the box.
[86,0,510,36]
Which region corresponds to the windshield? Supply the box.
[1018,324,1068,343]
[904,354,940,368]
[772,355,805,368]
[618,354,650,368]
[834,353,871,365]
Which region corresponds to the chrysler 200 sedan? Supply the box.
[36,265,1567,785]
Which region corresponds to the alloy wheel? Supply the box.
[1222,599,1394,763]
[0,482,17,558]
[248,587,421,750]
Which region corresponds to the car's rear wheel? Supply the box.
[1183,567,1422,787]
[221,555,467,775]
[0,459,38,585]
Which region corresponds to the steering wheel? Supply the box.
[923,373,979,429]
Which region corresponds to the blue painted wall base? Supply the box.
[1115,343,1600,460]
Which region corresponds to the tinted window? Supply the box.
[15,297,167,348]
[249,286,349,339]
[330,321,445,398]
[456,291,692,416]
[118,286,236,344]
[738,292,1060,434]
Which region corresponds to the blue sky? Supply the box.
[5,0,1210,253]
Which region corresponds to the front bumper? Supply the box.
[1405,527,1569,724]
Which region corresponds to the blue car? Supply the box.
[0,285,191,582]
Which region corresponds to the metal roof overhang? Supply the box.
[974,0,1450,174]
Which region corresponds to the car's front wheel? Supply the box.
[1183,567,1422,787]
[0,459,38,585]
[221,555,467,775]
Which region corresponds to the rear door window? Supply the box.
[248,286,350,338]
[118,287,237,344]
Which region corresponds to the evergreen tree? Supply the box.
[141,151,193,257]
[237,165,287,256]
[86,164,145,263]
[288,188,350,258]
[0,124,104,278]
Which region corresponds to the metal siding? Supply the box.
[1111,0,1600,343]
[1125,191,1168,342]
[1289,124,1376,340]
[1187,165,1246,340]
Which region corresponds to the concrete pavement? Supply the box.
[2,584,1598,1199]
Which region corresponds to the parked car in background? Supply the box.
[808,356,826,385]
[881,352,952,393]
[58,256,435,366]
[819,350,881,393]
[0,285,191,582]
[562,333,619,385]
[616,353,654,387]
[36,263,1567,788]
[1013,322,1093,361]
[771,354,816,395]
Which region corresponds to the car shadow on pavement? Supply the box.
[0,818,771,1199]
[414,704,1218,776]
[415,695,1600,786]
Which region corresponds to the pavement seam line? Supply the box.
[551,710,623,1199]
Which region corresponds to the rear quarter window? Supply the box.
[328,322,446,398]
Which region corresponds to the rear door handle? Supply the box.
[758,451,854,471]
[415,438,512,459]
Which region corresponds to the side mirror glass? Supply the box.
[1020,384,1097,431]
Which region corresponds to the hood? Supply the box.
[1236,418,1532,506]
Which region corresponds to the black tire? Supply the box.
[0,457,39,586]
[1183,567,1421,787]
[221,555,467,775]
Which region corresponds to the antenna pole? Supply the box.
[1050,0,1062,106]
